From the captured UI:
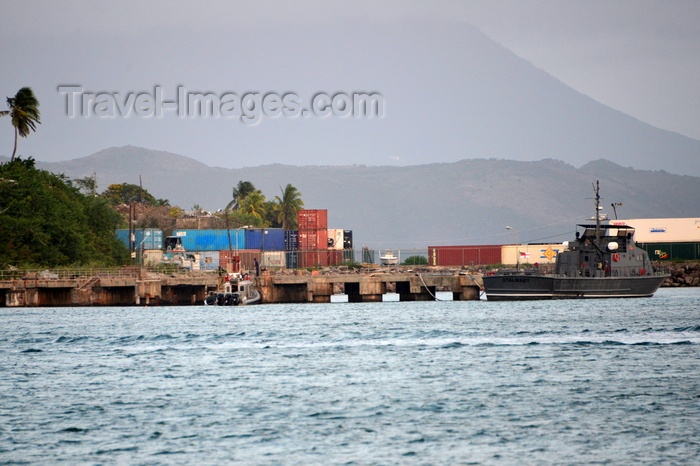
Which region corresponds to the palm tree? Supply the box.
[239,190,267,221]
[226,180,256,211]
[274,184,304,230]
[1,87,41,162]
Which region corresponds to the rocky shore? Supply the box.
[662,262,700,287]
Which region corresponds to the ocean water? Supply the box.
[1,288,699,464]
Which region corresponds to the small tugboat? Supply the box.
[204,272,261,306]
[483,181,668,301]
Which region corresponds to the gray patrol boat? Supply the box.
[483,181,668,300]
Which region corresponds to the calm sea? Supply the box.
[2,288,699,464]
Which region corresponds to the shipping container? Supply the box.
[116,228,163,250]
[612,218,700,243]
[261,251,286,268]
[343,230,353,249]
[199,251,221,271]
[298,209,328,231]
[221,249,260,273]
[298,229,329,251]
[501,243,564,266]
[244,229,262,250]
[173,229,245,251]
[142,249,163,266]
[285,230,299,251]
[327,229,344,250]
[245,228,286,251]
[218,250,240,273]
[636,242,700,261]
[285,251,298,269]
[327,250,344,266]
[298,250,330,268]
[428,245,502,266]
[263,228,286,251]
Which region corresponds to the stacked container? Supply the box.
[428,245,502,266]
[244,228,286,251]
[173,229,245,251]
[285,230,299,269]
[343,230,354,263]
[297,210,329,267]
[116,228,163,250]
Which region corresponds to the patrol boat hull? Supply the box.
[483,273,666,301]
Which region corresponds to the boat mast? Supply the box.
[594,180,601,243]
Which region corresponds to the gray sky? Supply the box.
[1,0,698,169]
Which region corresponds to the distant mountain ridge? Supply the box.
[35,146,700,249]
[6,19,700,175]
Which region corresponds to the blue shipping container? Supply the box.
[116,229,163,250]
[245,229,262,250]
[263,229,285,251]
[285,251,298,269]
[173,229,245,251]
[285,230,299,251]
[244,228,286,251]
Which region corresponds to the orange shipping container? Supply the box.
[298,209,328,231]
[427,245,502,266]
[297,250,344,268]
[298,229,328,251]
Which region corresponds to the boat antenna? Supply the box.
[594,180,601,243]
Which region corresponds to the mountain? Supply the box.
[5,19,700,175]
[37,146,700,250]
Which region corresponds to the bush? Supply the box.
[402,255,428,265]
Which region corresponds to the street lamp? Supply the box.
[506,225,520,269]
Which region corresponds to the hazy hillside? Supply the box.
[37,146,700,249]
[6,19,700,176]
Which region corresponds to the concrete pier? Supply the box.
[0,269,217,307]
[1,269,483,307]
[256,272,483,304]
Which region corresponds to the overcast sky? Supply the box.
[1,0,698,168]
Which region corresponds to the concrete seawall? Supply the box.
[0,268,484,307]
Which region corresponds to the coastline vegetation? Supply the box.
[0,158,129,268]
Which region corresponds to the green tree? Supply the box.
[273,183,304,230]
[101,183,168,206]
[239,190,267,224]
[226,180,256,211]
[402,255,428,265]
[0,158,128,267]
[0,87,41,162]
[73,174,97,196]
[263,200,281,227]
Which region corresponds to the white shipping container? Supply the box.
[612,218,700,243]
[501,243,563,266]
[327,229,344,250]
[142,249,164,266]
[261,251,286,268]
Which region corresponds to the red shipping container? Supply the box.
[298,209,328,231]
[427,245,502,266]
[298,229,328,251]
[327,250,344,266]
[220,249,261,272]
[298,250,330,268]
